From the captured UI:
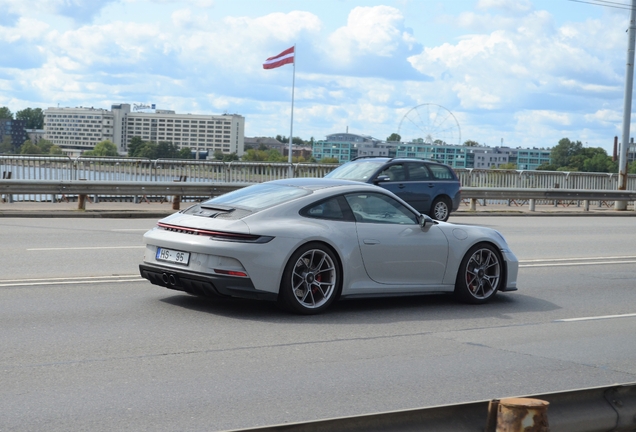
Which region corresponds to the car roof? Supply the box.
[267,177,375,191]
[351,156,445,164]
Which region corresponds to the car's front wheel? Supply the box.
[278,243,340,314]
[430,197,451,221]
[454,243,502,304]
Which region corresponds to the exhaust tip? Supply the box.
[161,273,169,284]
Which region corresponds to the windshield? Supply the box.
[325,161,383,182]
[199,183,311,211]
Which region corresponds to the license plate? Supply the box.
[156,247,190,266]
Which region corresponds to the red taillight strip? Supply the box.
[214,269,249,278]
[157,222,272,243]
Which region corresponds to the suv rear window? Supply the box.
[428,164,455,180]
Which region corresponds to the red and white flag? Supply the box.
[263,46,295,69]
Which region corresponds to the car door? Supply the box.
[374,163,434,213]
[403,162,434,213]
[345,192,449,285]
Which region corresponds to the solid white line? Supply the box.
[0,277,145,287]
[27,246,145,251]
[0,275,140,283]
[520,256,636,263]
[555,313,636,322]
[520,260,636,268]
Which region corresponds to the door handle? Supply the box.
[363,239,380,245]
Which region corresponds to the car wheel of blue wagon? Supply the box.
[430,197,451,221]
[278,243,341,315]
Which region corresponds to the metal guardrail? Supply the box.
[0,180,247,196]
[1,180,635,211]
[462,187,636,201]
[2,155,636,189]
[224,382,636,432]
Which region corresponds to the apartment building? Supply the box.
[43,104,245,157]
[0,119,28,151]
[313,133,552,170]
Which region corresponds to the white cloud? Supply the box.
[326,6,415,66]
[477,0,533,14]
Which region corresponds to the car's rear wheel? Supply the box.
[278,243,340,315]
[454,243,502,304]
[430,197,451,221]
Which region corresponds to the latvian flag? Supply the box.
[263,46,295,69]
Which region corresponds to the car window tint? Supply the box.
[428,164,455,180]
[379,164,406,181]
[324,160,383,181]
[202,183,310,210]
[406,163,431,181]
[303,197,346,221]
[345,193,418,225]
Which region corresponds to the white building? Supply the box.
[43,107,115,156]
[43,104,245,157]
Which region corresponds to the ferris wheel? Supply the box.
[397,103,461,145]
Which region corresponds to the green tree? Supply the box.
[223,152,239,162]
[136,142,158,159]
[20,140,42,154]
[320,157,340,164]
[276,135,304,145]
[155,141,177,158]
[127,136,144,157]
[16,108,44,129]
[387,133,401,142]
[1,136,13,153]
[463,140,480,147]
[551,138,583,168]
[49,145,64,155]
[178,147,193,159]
[83,140,119,156]
[213,150,224,161]
[37,139,54,154]
[536,163,558,171]
[497,162,517,169]
[0,106,13,119]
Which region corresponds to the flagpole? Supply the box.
[288,45,296,178]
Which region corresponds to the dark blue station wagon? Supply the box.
[325,157,462,221]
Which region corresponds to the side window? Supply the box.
[406,163,431,181]
[302,197,346,221]
[428,164,455,180]
[378,163,406,182]
[345,192,418,225]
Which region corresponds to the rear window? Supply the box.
[199,183,310,211]
[428,164,456,180]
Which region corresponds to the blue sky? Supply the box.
[0,0,633,152]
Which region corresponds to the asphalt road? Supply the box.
[1,216,635,431]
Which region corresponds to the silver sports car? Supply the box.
[140,178,518,314]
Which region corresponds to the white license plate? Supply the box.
[156,247,190,266]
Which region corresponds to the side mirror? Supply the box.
[419,214,436,229]
[374,175,390,184]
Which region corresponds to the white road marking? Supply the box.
[0,275,145,287]
[519,256,636,268]
[521,256,636,262]
[111,229,150,232]
[27,246,145,251]
[520,260,636,268]
[555,313,636,322]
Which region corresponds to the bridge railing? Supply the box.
[2,155,636,204]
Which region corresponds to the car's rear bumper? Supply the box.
[139,263,279,301]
